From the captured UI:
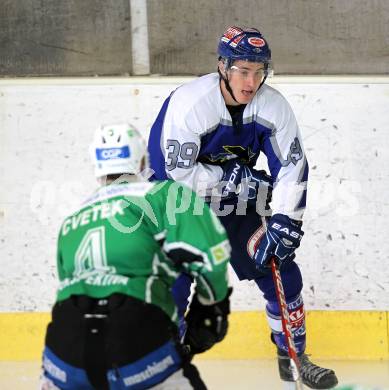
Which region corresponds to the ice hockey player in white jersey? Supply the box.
[148,26,338,389]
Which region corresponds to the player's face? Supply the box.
[225,60,266,104]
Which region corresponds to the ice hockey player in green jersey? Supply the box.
[40,123,232,390]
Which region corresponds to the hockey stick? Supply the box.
[271,257,303,390]
[260,217,303,389]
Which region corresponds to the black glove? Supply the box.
[184,288,232,354]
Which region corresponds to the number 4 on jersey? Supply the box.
[74,226,114,276]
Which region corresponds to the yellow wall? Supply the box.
[1,311,388,361]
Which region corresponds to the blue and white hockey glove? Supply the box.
[254,214,304,272]
[220,159,272,200]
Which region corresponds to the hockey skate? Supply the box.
[277,348,338,389]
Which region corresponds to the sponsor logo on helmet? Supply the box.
[96,146,130,161]
[248,37,266,47]
[223,26,243,39]
[221,26,244,48]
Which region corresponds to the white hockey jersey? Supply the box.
[148,73,309,220]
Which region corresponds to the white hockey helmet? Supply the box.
[90,123,147,178]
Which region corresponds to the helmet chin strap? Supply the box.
[258,74,268,91]
[218,68,239,104]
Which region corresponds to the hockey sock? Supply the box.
[266,293,306,354]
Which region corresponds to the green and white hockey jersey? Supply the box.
[56,179,230,321]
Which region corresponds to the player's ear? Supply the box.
[218,60,227,76]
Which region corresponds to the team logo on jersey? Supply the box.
[278,137,303,167]
[287,137,303,165]
[204,152,231,163]
[211,242,230,265]
[248,37,266,48]
[206,145,257,163]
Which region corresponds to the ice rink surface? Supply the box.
[0,359,388,389]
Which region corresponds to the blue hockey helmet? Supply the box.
[218,26,271,69]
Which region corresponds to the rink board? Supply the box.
[0,310,387,361]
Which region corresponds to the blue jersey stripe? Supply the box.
[148,95,172,180]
